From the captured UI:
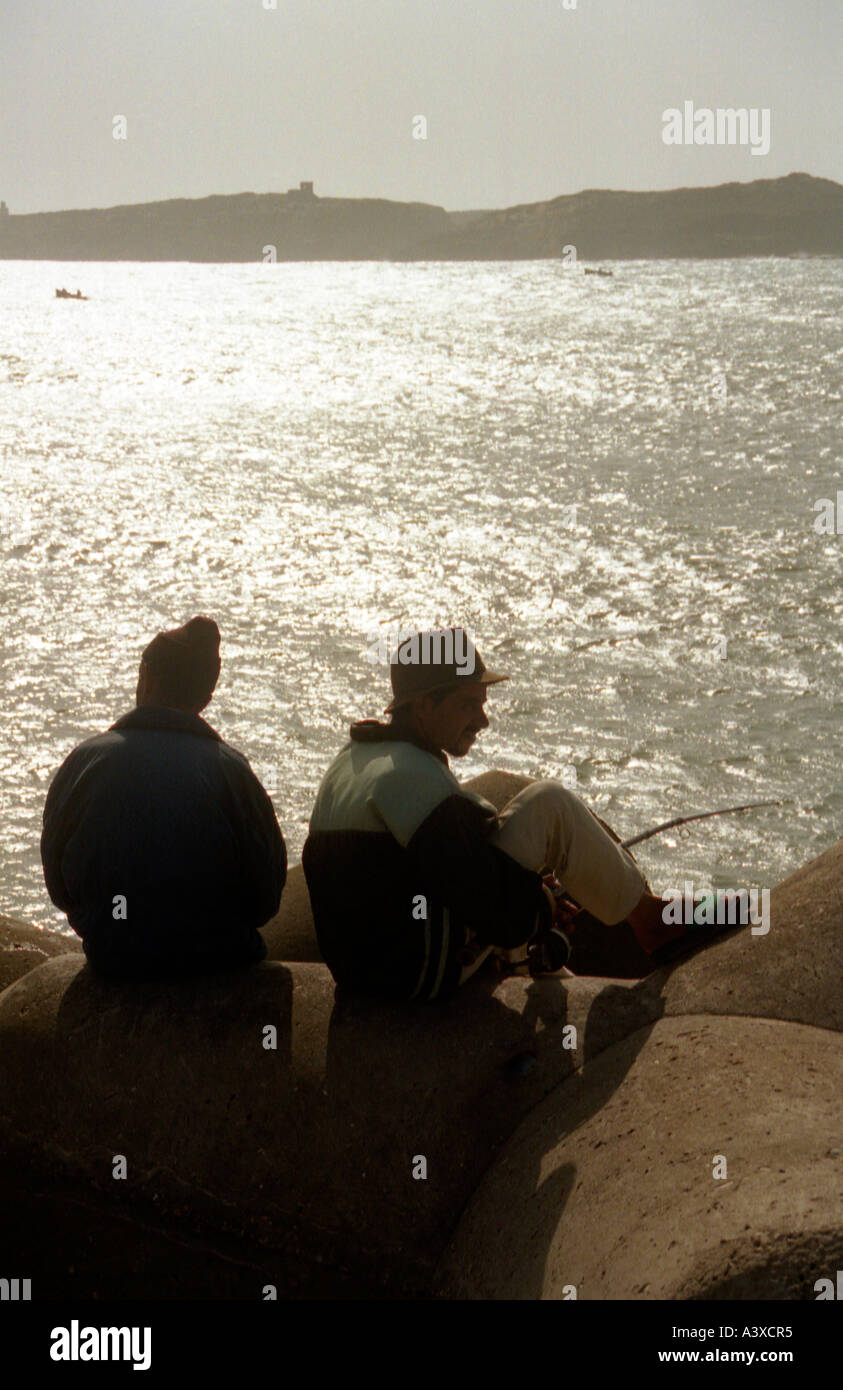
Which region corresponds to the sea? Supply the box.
[1,258,840,935]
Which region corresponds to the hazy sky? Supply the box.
[2,0,840,214]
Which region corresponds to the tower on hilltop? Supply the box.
[285,181,316,200]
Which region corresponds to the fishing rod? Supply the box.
[621,800,782,850]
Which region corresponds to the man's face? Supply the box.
[419,682,490,757]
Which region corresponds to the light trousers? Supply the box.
[458,781,648,985]
[493,780,647,926]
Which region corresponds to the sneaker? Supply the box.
[648,893,743,966]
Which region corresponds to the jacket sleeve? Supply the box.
[228,762,288,927]
[40,754,80,915]
[404,793,551,949]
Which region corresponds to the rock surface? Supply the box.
[0,772,839,1300]
[435,1015,842,1299]
[0,913,81,992]
[0,954,609,1296]
[434,838,843,1299]
[661,838,843,1034]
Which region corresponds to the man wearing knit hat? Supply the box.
[41,616,287,980]
[303,626,689,1002]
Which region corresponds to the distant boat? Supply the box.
[55,288,88,299]
[583,267,614,278]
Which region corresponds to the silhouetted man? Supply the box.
[41,616,286,980]
[303,627,695,1003]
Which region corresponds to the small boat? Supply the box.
[55,288,88,299]
[583,267,614,278]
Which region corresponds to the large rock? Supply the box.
[260,863,321,962]
[435,1014,843,1299]
[0,913,81,992]
[0,952,643,1297]
[435,837,843,1299]
[662,839,843,1033]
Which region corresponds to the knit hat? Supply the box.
[141,616,221,705]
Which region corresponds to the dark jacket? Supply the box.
[41,705,286,979]
[302,720,550,1001]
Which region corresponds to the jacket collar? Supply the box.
[349,718,449,766]
[110,706,222,741]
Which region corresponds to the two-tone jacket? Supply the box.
[302,719,550,1001]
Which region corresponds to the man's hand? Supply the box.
[542,874,581,932]
[541,882,557,919]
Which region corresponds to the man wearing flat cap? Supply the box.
[303,626,684,1002]
[41,616,287,980]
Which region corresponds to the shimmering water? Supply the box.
[1,258,841,934]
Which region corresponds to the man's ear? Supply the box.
[415,693,437,724]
